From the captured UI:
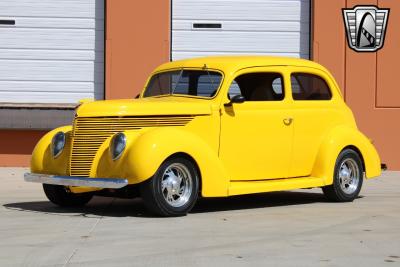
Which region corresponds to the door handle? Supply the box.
[283,117,293,126]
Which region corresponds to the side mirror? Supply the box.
[224,94,245,106]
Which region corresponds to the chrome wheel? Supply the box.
[161,163,193,208]
[338,158,360,194]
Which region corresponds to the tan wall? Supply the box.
[313,0,400,169]
[0,130,47,167]
[105,0,171,99]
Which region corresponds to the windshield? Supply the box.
[143,69,223,98]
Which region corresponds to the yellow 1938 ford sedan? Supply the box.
[25,56,382,216]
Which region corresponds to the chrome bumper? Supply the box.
[24,173,128,189]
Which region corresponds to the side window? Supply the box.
[290,76,302,95]
[227,81,241,99]
[291,73,332,100]
[227,72,284,101]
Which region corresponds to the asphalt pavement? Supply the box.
[1,168,399,266]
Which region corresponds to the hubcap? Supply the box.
[338,158,360,194]
[161,163,193,207]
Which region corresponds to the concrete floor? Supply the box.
[0,168,399,267]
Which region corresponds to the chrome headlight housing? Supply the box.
[51,131,66,158]
[110,133,126,160]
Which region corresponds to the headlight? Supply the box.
[51,132,66,158]
[110,133,126,160]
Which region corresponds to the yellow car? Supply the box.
[25,56,382,216]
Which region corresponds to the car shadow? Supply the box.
[3,190,345,218]
[192,191,329,214]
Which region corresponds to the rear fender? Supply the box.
[312,125,381,185]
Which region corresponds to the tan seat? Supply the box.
[249,83,274,101]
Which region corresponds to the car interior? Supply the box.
[228,73,284,101]
[291,73,332,100]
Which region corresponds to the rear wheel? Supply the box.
[43,184,93,207]
[140,157,200,216]
[322,149,363,202]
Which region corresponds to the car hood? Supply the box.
[76,96,213,117]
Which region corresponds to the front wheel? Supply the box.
[322,149,363,202]
[140,157,200,216]
[43,184,93,207]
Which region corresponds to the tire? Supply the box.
[322,149,363,202]
[140,157,200,216]
[43,184,93,207]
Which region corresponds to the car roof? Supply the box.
[153,55,327,74]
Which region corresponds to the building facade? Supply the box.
[0,0,399,169]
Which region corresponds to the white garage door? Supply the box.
[0,0,104,104]
[172,0,310,61]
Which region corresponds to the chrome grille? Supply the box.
[70,116,194,177]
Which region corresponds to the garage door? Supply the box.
[172,0,310,61]
[0,0,104,104]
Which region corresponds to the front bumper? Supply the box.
[24,173,128,189]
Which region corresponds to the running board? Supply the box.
[228,176,326,196]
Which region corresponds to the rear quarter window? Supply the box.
[291,73,332,100]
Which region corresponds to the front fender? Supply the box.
[95,128,229,197]
[31,125,72,175]
[312,125,381,185]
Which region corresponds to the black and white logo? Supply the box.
[343,6,390,52]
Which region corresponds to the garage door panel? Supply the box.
[172,0,310,60]
[0,29,103,50]
[0,91,98,104]
[0,0,104,19]
[173,0,309,22]
[173,20,309,33]
[0,81,99,93]
[0,60,103,82]
[173,31,308,53]
[0,0,104,104]
[0,17,104,30]
[0,49,103,62]
[173,51,310,61]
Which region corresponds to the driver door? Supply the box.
[219,68,293,181]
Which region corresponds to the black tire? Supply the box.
[140,157,200,216]
[322,149,363,202]
[43,184,93,207]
